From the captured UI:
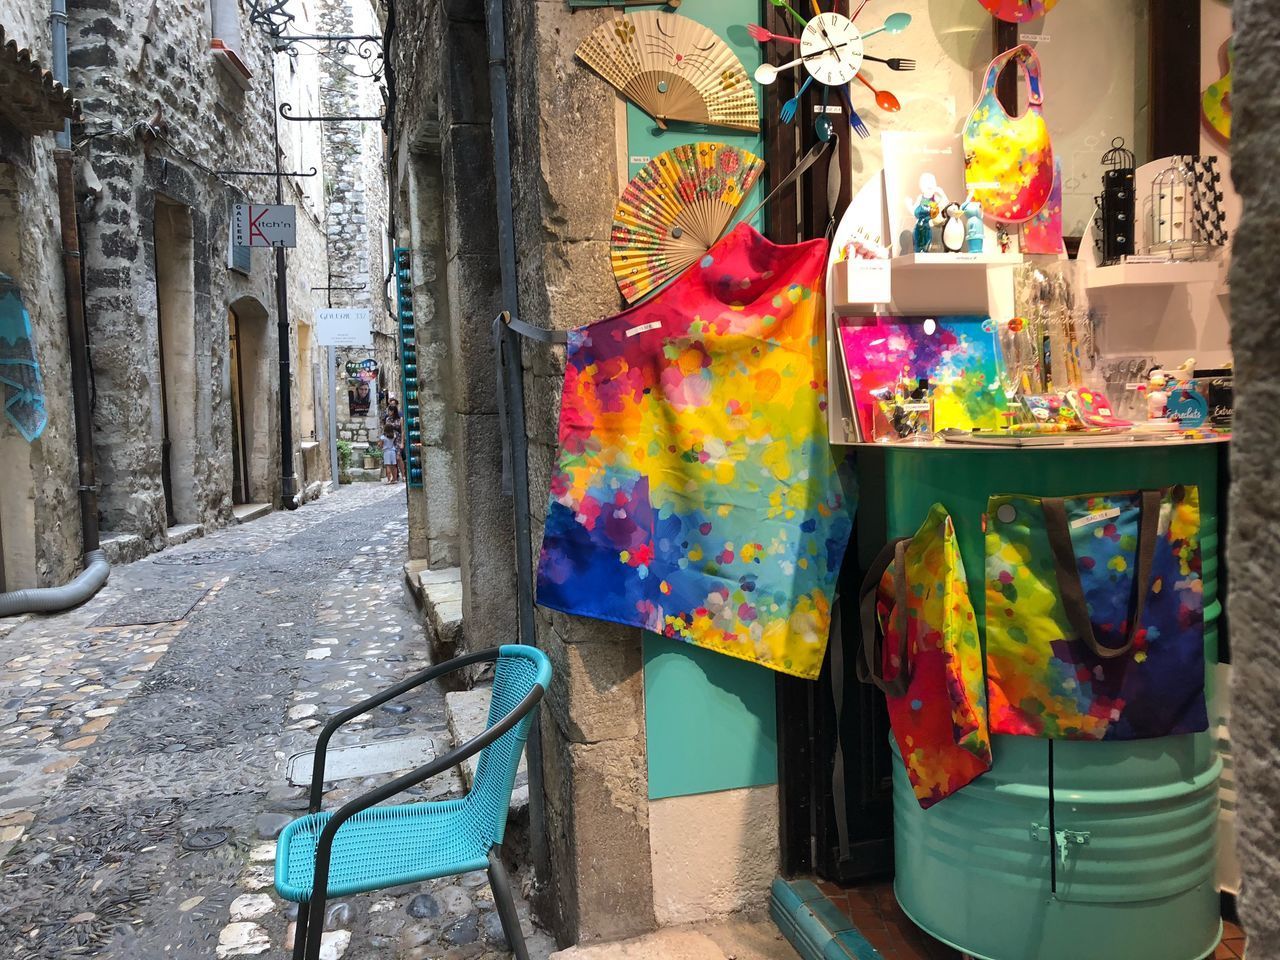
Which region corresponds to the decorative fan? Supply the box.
[610,142,765,302]
[576,12,760,132]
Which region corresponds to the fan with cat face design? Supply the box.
[576,12,760,133]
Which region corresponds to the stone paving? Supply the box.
[0,485,554,960]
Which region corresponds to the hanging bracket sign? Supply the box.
[232,203,297,248]
[315,307,372,346]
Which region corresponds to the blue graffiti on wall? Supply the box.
[0,273,47,442]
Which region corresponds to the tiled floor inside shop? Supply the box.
[816,881,1248,960]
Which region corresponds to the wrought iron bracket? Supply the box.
[216,165,318,178]
[279,102,384,123]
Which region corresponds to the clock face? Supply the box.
[799,12,864,86]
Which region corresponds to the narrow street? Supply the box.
[0,485,551,960]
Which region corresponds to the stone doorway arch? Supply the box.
[227,296,273,506]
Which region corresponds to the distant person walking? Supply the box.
[380,423,401,483]
[381,397,405,483]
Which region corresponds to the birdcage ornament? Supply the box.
[1096,137,1135,266]
[1148,159,1203,261]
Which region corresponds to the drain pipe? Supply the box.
[0,6,110,616]
[484,0,548,891]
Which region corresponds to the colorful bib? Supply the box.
[985,486,1207,740]
[963,44,1055,224]
[979,0,1061,23]
[859,505,991,808]
[536,223,854,680]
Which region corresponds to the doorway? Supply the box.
[0,163,35,592]
[153,199,196,527]
[227,297,270,507]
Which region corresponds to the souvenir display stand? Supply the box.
[860,442,1224,960]
[827,160,1226,960]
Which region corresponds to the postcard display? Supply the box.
[829,132,1229,960]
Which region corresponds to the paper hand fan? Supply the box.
[576,12,759,133]
[611,142,764,303]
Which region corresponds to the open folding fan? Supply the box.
[576,12,759,133]
[611,142,764,303]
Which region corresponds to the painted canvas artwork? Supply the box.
[838,315,1006,439]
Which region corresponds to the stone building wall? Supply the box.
[503,3,655,947]
[68,0,281,542]
[48,0,345,558]
[1226,3,1280,957]
[0,5,82,590]
[390,0,516,633]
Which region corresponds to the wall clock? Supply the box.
[748,5,913,140]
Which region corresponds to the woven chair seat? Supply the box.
[275,797,491,901]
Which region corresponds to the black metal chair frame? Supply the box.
[291,647,543,960]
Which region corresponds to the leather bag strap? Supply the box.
[1041,489,1162,660]
[857,537,912,696]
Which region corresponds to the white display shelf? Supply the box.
[1086,259,1221,289]
[892,251,1024,272]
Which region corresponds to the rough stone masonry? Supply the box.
[1227,3,1280,959]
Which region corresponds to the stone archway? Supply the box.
[227,296,273,506]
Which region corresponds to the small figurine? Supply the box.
[997,226,1012,254]
[908,173,949,254]
[913,197,938,252]
[941,202,965,253]
[961,194,985,252]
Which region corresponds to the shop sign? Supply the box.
[232,203,297,248]
[345,358,379,382]
[315,307,372,346]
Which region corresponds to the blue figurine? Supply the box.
[913,197,937,253]
[962,196,985,253]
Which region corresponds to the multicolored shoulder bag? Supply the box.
[985,486,1207,740]
[858,504,991,808]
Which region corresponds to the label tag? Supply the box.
[629,155,651,165]
[1021,32,1050,43]
[1071,507,1120,529]
[626,320,663,337]
[845,258,891,305]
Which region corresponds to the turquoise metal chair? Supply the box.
[274,644,551,960]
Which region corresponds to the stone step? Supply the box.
[166,523,205,547]
[232,502,272,524]
[403,563,464,658]
[548,921,798,960]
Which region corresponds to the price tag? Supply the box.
[846,259,891,305]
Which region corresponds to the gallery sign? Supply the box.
[232,203,297,248]
[315,307,372,346]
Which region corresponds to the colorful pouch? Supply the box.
[1067,387,1132,428]
[985,486,1207,740]
[963,44,1055,224]
[1021,158,1065,254]
[858,504,991,808]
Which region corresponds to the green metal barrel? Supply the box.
[863,442,1225,960]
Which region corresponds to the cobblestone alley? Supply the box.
[0,485,553,960]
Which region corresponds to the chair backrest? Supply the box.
[466,644,552,846]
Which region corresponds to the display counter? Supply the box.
[852,440,1225,960]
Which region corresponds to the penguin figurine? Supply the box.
[941,202,965,253]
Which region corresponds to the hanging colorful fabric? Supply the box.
[978,0,1061,23]
[963,44,1055,224]
[1020,158,1064,254]
[0,273,47,443]
[536,223,854,680]
[858,504,991,808]
[985,486,1207,740]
